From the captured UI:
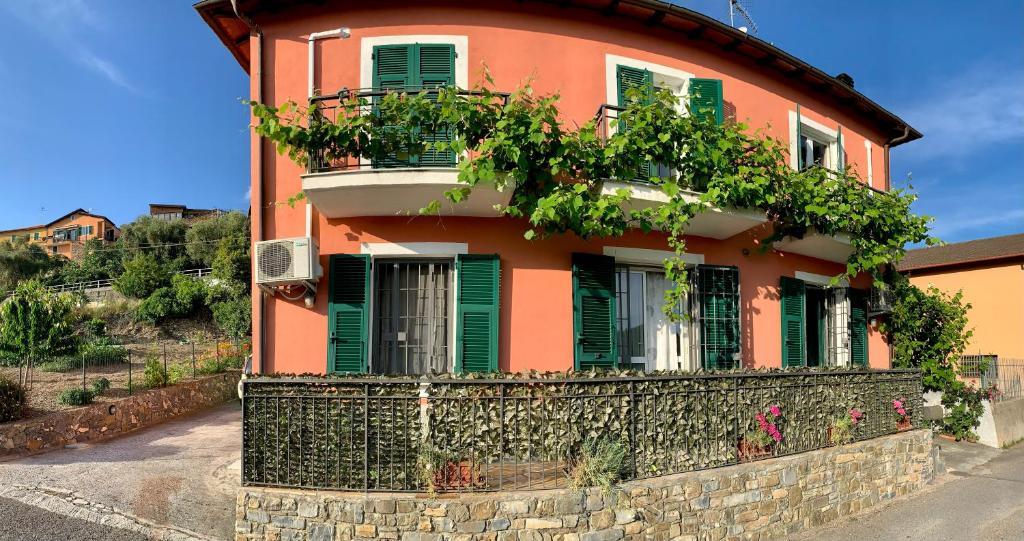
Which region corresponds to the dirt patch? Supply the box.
[132,475,185,525]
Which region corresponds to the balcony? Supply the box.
[595,105,767,240]
[300,88,512,219]
[774,229,853,263]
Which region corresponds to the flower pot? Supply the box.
[432,460,482,489]
[737,439,772,463]
[896,417,912,432]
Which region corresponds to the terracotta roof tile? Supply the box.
[898,233,1024,271]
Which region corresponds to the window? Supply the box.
[780,276,867,367]
[799,134,830,170]
[371,43,456,168]
[327,252,499,376]
[790,107,844,172]
[574,253,739,371]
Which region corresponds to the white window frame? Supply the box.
[793,271,851,367]
[864,139,875,188]
[358,242,468,375]
[359,35,469,90]
[605,54,695,112]
[788,111,842,171]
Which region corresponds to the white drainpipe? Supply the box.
[306,27,351,237]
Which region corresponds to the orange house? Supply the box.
[0,208,119,261]
[197,0,921,376]
[900,233,1024,360]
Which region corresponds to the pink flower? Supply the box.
[897,408,906,417]
[892,399,903,409]
[769,405,782,418]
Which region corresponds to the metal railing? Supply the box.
[241,368,922,493]
[964,356,1024,402]
[306,87,510,174]
[47,268,213,294]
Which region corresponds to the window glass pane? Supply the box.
[372,261,451,375]
[615,268,646,366]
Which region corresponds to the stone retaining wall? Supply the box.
[0,371,239,457]
[236,429,934,541]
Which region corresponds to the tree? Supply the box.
[212,234,250,291]
[0,280,78,363]
[881,273,973,392]
[50,238,123,285]
[185,211,249,267]
[0,239,61,293]
[117,215,189,264]
[113,254,170,299]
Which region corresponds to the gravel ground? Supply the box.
[0,496,148,541]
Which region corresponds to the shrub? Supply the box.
[85,317,106,337]
[143,358,181,388]
[81,338,128,364]
[0,376,26,422]
[170,274,207,315]
[36,356,79,373]
[211,296,252,338]
[135,287,177,324]
[0,280,78,362]
[91,377,111,395]
[58,388,94,406]
[940,384,986,442]
[114,254,170,299]
[568,438,627,492]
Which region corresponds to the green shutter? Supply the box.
[373,44,414,168]
[780,276,806,367]
[415,44,456,166]
[327,254,370,374]
[697,265,740,369]
[572,253,617,370]
[688,78,723,125]
[836,125,845,170]
[615,65,654,181]
[455,254,499,373]
[849,288,868,366]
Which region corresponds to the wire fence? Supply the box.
[0,338,249,418]
[241,369,922,493]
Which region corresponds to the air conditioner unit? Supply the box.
[868,286,893,316]
[255,237,322,286]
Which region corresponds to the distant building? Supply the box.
[149,203,225,222]
[899,233,1024,359]
[0,208,119,260]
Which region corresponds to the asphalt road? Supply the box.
[795,441,1024,541]
[0,496,147,541]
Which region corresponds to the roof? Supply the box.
[194,0,921,146]
[46,208,118,229]
[898,233,1024,272]
[0,224,46,235]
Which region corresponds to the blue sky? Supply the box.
[0,1,1021,243]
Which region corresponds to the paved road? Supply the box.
[796,441,1024,541]
[0,495,147,541]
[0,402,241,540]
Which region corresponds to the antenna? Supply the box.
[728,0,758,34]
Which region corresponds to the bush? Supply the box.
[85,317,106,337]
[91,377,111,395]
[81,338,128,363]
[58,387,94,406]
[143,358,182,388]
[211,296,252,338]
[568,438,627,492]
[0,376,26,422]
[114,254,170,299]
[940,384,987,441]
[170,274,207,315]
[135,287,177,324]
[0,280,78,362]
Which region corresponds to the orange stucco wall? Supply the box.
[908,261,1024,359]
[248,0,893,374]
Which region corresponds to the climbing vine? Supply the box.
[251,78,933,319]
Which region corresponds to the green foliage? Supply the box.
[212,234,251,291]
[143,358,180,388]
[569,438,627,492]
[185,211,249,266]
[91,377,111,395]
[829,416,855,446]
[117,215,189,263]
[170,274,207,315]
[0,280,78,363]
[57,387,94,406]
[940,384,986,441]
[0,240,62,294]
[85,317,106,337]
[135,287,177,324]
[211,295,252,338]
[251,81,933,320]
[881,273,973,392]
[114,254,170,299]
[50,238,123,285]
[0,376,26,422]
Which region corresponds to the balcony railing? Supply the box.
[305,87,510,175]
[241,368,922,493]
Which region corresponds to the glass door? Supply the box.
[372,260,452,375]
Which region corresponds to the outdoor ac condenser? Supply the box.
[254,237,322,286]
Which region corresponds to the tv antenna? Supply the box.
[728,0,758,34]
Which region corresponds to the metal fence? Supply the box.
[964,356,1024,402]
[241,369,922,493]
[0,338,248,418]
[47,268,213,294]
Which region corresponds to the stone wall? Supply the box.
[0,371,239,457]
[236,429,934,541]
